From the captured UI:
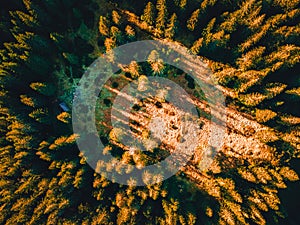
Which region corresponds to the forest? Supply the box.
[0,0,300,224]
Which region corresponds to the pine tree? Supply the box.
[125,25,136,40]
[30,82,56,96]
[148,50,164,75]
[165,13,178,39]
[112,10,121,25]
[111,26,122,40]
[141,2,155,26]
[29,108,50,124]
[174,0,187,9]
[99,16,109,36]
[236,46,266,71]
[56,112,71,123]
[155,0,168,36]
[187,9,200,31]
[191,37,203,55]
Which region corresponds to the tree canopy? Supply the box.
[0,0,300,224]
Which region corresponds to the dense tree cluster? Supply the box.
[0,0,300,224]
